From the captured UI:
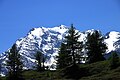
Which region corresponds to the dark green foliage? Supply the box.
[35,51,42,71]
[80,64,120,80]
[1,60,120,80]
[6,44,23,80]
[109,51,120,69]
[65,24,83,65]
[85,30,107,63]
[41,54,45,71]
[22,70,61,80]
[35,51,45,71]
[57,43,72,69]
[57,24,83,69]
[60,60,119,80]
[63,64,84,79]
[56,24,84,79]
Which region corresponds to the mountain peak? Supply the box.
[59,25,68,29]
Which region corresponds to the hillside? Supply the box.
[0,60,120,80]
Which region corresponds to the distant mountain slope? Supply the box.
[105,31,120,53]
[15,25,69,69]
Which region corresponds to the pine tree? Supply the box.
[109,51,120,69]
[85,30,107,63]
[35,51,45,71]
[57,24,83,69]
[65,24,83,65]
[6,44,23,80]
[57,43,72,69]
[42,54,45,71]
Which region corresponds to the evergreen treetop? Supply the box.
[6,44,23,80]
[85,30,107,63]
[57,24,83,69]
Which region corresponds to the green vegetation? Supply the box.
[6,44,23,80]
[109,51,120,69]
[1,60,120,80]
[57,24,83,69]
[35,51,45,71]
[22,60,120,80]
[57,43,70,69]
[85,30,107,63]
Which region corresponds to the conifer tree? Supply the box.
[57,24,83,69]
[57,43,72,69]
[42,54,45,71]
[65,24,83,65]
[109,51,120,69]
[6,44,23,80]
[35,51,45,71]
[85,30,107,63]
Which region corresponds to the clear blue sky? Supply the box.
[0,0,120,53]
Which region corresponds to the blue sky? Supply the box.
[0,0,120,53]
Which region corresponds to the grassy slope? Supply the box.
[80,61,120,80]
[1,60,120,80]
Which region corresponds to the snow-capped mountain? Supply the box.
[105,31,120,53]
[1,25,120,76]
[16,25,69,69]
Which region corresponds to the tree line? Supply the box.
[57,24,120,69]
